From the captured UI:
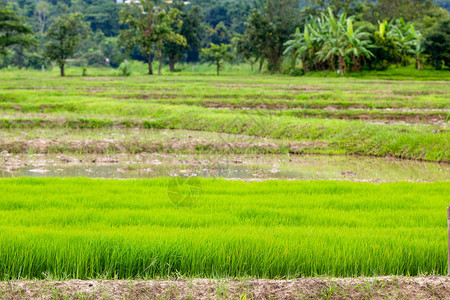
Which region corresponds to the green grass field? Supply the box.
[0,178,448,280]
[0,69,449,161]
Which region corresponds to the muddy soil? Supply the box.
[1,276,449,300]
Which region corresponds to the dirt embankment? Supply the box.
[1,277,449,300]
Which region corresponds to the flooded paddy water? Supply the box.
[1,153,448,182]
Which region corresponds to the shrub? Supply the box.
[118,61,131,76]
[423,19,450,70]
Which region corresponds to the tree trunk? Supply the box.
[60,64,65,77]
[329,57,335,71]
[302,58,308,73]
[417,57,422,70]
[158,48,162,75]
[338,54,344,75]
[169,56,175,72]
[250,61,254,72]
[40,17,46,35]
[147,54,153,75]
[216,61,220,76]
[258,59,264,73]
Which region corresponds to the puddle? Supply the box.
[0,154,448,182]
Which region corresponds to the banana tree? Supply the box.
[388,18,417,66]
[345,19,374,71]
[371,20,399,69]
[307,16,334,71]
[405,24,423,70]
[284,25,319,73]
[283,28,304,69]
[283,7,375,74]
[315,8,355,75]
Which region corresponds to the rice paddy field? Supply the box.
[0,67,449,299]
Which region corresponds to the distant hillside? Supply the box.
[435,0,450,9]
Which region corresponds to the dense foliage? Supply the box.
[0,0,449,73]
[0,4,34,55]
[118,0,186,75]
[423,18,450,69]
[283,9,428,74]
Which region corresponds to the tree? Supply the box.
[154,8,186,75]
[237,9,268,73]
[84,0,121,37]
[368,20,399,70]
[34,1,50,34]
[305,0,360,15]
[205,21,232,45]
[235,33,262,72]
[284,27,316,73]
[0,4,34,56]
[316,10,373,74]
[119,0,185,75]
[284,8,374,74]
[387,19,418,66]
[423,19,450,69]
[242,0,300,73]
[345,19,374,72]
[100,37,125,68]
[315,10,349,74]
[164,4,203,72]
[201,43,233,75]
[409,28,424,70]
[44,12,88,76]
[371,0,433,23]
[366,19,423,70]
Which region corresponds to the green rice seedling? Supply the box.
[0,178,448,279]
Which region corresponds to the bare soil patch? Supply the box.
[1,276,448,300]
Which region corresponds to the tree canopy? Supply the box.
[201,42,233,75]
[44,12,88,76]
[118,0,186,75]
[0,4,34,55]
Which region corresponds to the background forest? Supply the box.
[0,0,449,73]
